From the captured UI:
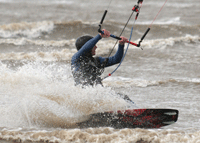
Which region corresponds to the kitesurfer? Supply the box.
[71,29,128,86]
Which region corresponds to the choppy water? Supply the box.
[0,0,200,142]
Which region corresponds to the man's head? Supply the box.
[75,35,97,56]
[75,35,93,51]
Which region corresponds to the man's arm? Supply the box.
[98,44,124,67]
[97,36,127,67]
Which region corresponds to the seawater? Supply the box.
[0,0,200,142]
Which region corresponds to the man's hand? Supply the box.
[99,29,110,38]
[119,36,128,45]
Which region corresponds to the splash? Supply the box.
[0,61,129,128]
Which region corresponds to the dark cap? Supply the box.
[75,35,93,51]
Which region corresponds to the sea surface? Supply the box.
[0,0,200,142]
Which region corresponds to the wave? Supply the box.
[0,35,199,61]
[0,39,116,61]
[1,20,199,39]
[145,1,196,8]
[0,49,109,62]
[0,49,75,61]
[166,3,196,8]
[0,128,199,143]
[0,34,199,48]
[137,17,181,25]
[54,20,200,29]
[0,38,76,47]
[138,35,200,49]
[0,21,54,38]
[104,77,200,88]
[0,0,74,4]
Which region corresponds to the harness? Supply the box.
[72,56,104,86]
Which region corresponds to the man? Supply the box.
[71,29,128,86]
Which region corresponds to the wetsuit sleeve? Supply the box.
[71,34,102,65]
[98,44,124,67]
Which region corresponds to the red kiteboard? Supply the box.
[77,109,179,128]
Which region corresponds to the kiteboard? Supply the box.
[77,109,179,129]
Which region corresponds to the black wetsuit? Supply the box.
[71,34,124,86]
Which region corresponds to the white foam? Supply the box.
[144,1,195,8]
[0,0,74,4]
[0,21,54,38]
[136,17,181,25]
[166,3,195,8]
[0,49,75,61]
[0,38,76,47]
[103,76,200,88]
[132,35,200,49]
[104,77,160,88]
[1,127,200,143]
